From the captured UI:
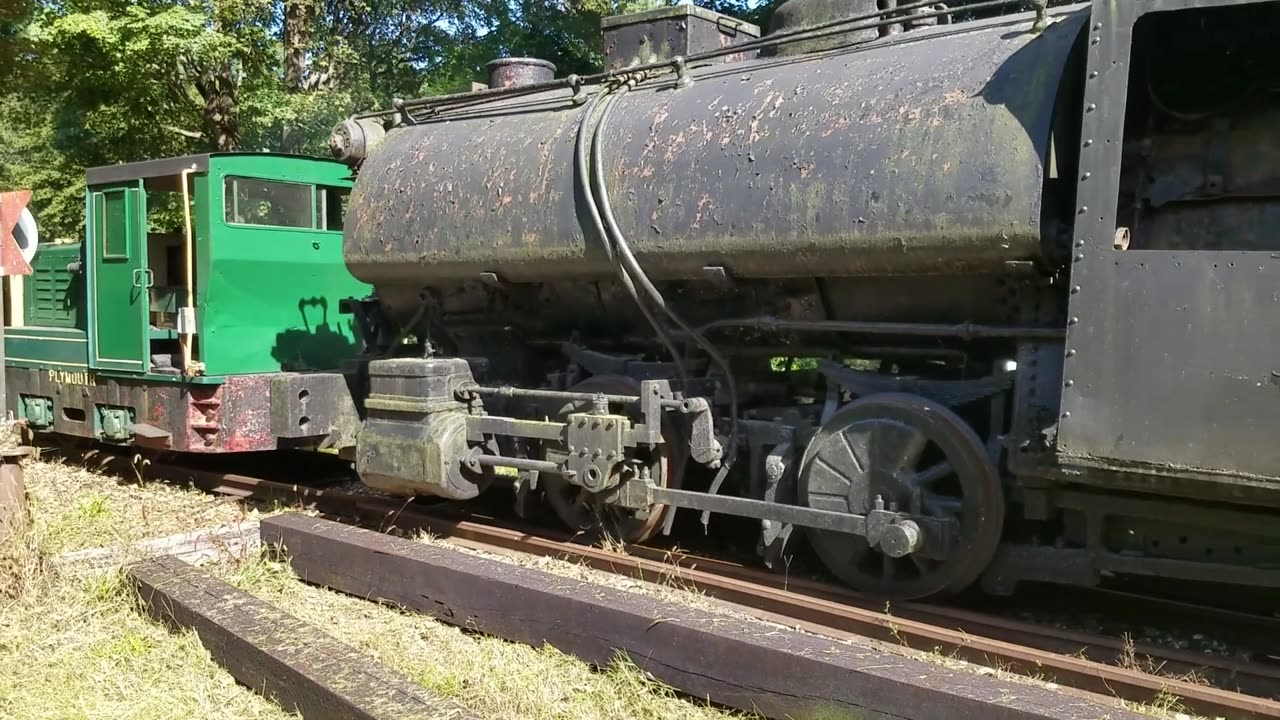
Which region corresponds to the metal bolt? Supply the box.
[1113,227,1131,251]
[1081,171,1091,180]
[1088,71,1098,79]
[1064,379,1074,387]
[1066,349,1076,357]
[1092,21,1102,30]
[1083,139,1093,147]
[1075,253,1085,262]
[1078,205,1088,214]
[1070,285,1081,294]
[1069,316,1079,325]
[1086,103,1096,112]
[1062,411,1071,419]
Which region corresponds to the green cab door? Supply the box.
[89,184,148,371]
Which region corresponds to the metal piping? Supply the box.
[353,0,1024,122]
[470,454,567,476]
[691,317,1066,341]
[470,385,641,405]
[179,166,204,376]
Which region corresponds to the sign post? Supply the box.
[0,190,36,543]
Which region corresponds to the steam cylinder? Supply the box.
[345,9,1086,309]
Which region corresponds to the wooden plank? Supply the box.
[57,522,259,574]
[128,555,472,720]
[262,513,1148,720]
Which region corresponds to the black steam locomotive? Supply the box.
[318,0,1280,599]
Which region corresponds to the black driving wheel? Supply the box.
[542,375,683,544]
[797,392,1004,599]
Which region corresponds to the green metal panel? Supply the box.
[5,328,89,368]
[89,184,149,371]
[201,155,367,375]
[24,243,85,329]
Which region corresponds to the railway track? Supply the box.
[65,449,1280,720]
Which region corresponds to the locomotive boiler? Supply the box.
[331,0,1280,599]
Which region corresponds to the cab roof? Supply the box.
[84,152,339,189]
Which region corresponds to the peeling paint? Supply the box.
[344,9,1088,292]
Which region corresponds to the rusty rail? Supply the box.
[69,451,1280,720]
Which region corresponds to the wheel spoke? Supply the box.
[903,461,952,489]
[810,456,854,495]
[868,421,928,476]
[825,430,865,478]
[922,492,963,517]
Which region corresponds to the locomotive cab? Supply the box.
[4,152,368,452]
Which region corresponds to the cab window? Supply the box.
[224,178,313,229]
[319,187,349,231]
[224,177,348,231]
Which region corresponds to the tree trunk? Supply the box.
[197,60,240,151]
[282,0,313,152]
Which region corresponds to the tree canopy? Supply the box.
[0,0,779,238]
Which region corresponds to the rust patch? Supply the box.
[218,375,275,453]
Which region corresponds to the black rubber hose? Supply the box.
[588,83,740,528]
[574,87,689,383]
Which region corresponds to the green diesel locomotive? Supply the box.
[4,153,368,453]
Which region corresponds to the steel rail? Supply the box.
[72,453,1280,720]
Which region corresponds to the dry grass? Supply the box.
[0,461,296,720]
[23,457,258,555]
[211,555,751,720]
[1114,633,1212,719]
[415,529,728,615]
[1,457,750,720]
[2,454,1183,720]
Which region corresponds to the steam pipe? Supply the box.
[352,0,1021,122]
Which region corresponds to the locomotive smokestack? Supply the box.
[485,58,557,89]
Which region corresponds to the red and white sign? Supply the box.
[0,191,34,277]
